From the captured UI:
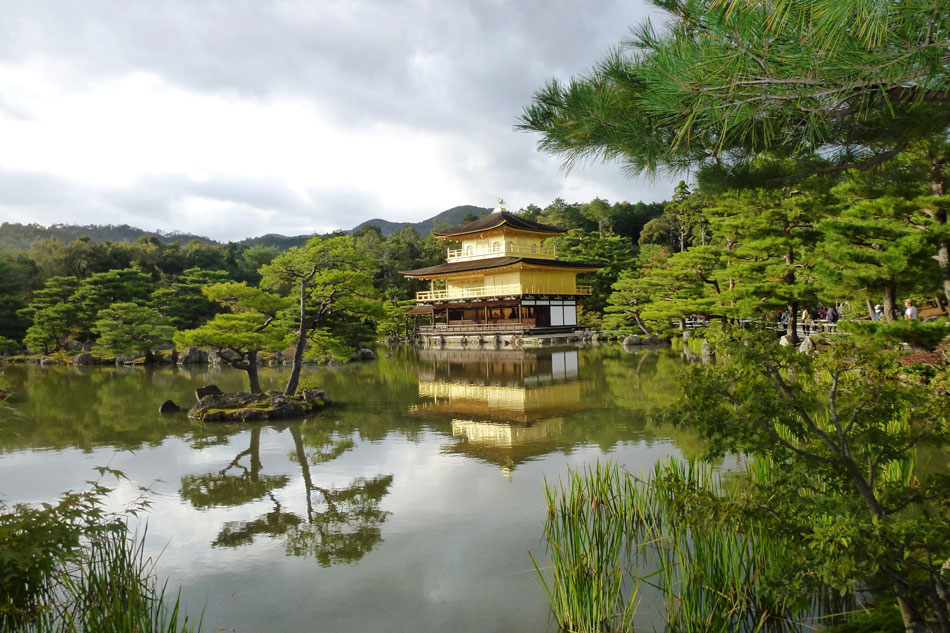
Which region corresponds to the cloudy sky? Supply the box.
[0,0,675,241]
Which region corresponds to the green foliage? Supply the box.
[19,276,82,353]
[261,235,382,387]
[0,336,19,353]
[152,268,229,330]
[93,302,176,358]
[667,329,950,626]
[709,175,832,317]
[519,0,950,179]
[174,310,286,355]
[73,268,155,336]
[839,320,950,351]
[175,282,289,391]
[376,296,418,339]
[555,229,635,314]
[0,479,197,632]
[603,247,669,333]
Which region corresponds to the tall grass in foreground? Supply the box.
[11,526,198,633]
[532,462,640,633]
[2,481,199,633]
[52,527,196,633]
[535,460,809,633]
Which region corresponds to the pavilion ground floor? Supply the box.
[412,295,580,336]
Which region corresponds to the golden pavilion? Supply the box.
[400,200,599,335]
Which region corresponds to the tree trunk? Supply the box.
[883,283,898,322]
[284,279,310,397]
[937,242,950,318]
[787,302,799,344]
[246,350,261,394]
[866,298,875,320]
[784,250,799,344]
[930,163,950,318]
[631,312,651,335]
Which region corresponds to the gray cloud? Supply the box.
[0,0,675,240]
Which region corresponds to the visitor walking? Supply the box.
[904,299,918,320]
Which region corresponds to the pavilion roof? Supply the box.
[432,211,566,239]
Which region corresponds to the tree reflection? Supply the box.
[180,427,289,508]
[180,421,393,567]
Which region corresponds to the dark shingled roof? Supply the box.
[400,256,600,277]
[432,211,567,238]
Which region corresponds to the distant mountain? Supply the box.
[348,205,490,237]
[0,222,215,250]
[0,205,491,252]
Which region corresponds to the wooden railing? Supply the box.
[446,245,557,262]
[417,284,593,301]
[417,323,527,334]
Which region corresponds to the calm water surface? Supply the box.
[0,345,696,633]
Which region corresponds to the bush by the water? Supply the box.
[0,476,198,632]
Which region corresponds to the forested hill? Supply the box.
[0,223,216,250]
[0,205,491,251]
[347,205,490,237]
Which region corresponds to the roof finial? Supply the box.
[492,197,506,214]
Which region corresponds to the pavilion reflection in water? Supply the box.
[411,348,594,477]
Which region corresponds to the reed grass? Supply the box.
[532,462,640,633]
[535,459,805,633]
[14,526,198,633]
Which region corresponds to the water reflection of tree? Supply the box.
[180,427,289,508]
[180,421,393,567]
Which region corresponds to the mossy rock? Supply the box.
[188,389,329,422]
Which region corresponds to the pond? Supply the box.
[0,345,695,633]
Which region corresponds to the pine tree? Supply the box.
[18,276,81,353]
[175,282,289,394]
[260,236,381,396]
[706,174,834,342]
[817,179,941,321]
[93,303,175,361]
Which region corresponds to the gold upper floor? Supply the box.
[446,232,555,263]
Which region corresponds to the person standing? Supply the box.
[904,299,918,320]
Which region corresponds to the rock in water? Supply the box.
[642,335,662,345]
[159,400,181,414]
[301,388,331,406]
[623,335,641,346]
[177,347,208,365]
[701,339,715,364]
[71,352,94,365]
[359,348,377,361]
[195,384,223,401]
